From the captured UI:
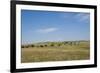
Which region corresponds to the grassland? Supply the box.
[21,41,90,63]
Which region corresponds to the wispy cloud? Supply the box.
[36,27,58,33]
[59,12,90,22]
[59,13,69,19]
[75,13,90,22]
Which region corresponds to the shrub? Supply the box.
[58,44,61,46]
[64,42,68,45]
[40,45,44,47]
[50,44,54,47]
[69,42,72,45]
[31,44,35,47]
[44,45,47,47]
[26,46,29,48]
[21,45,25,48]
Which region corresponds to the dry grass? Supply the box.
[21,42,90,63]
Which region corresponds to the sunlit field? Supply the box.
[21,41,90,63]
[21,10,90,63]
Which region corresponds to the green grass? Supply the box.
[21,41,90,63]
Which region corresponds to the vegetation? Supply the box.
[21,41,90,63]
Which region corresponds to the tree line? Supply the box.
[21,41,80,48]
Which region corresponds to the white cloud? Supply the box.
[36,27,58,33]
[75,13,90,22]
[60,12,90,22]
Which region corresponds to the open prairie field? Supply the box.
[21,41,90,63]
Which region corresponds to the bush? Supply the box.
[26,46,29,48]
[31,44,35,47]
[50,44,54,47]
[64,42,68,44]
[21,45,25,48]
[44,45,47,47]
[40,45,44,47]
[58,44,61,46]
[69,42,72,45]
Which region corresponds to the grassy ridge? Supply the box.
[21,41,90,63]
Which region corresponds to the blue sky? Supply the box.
[21,10,90,44]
